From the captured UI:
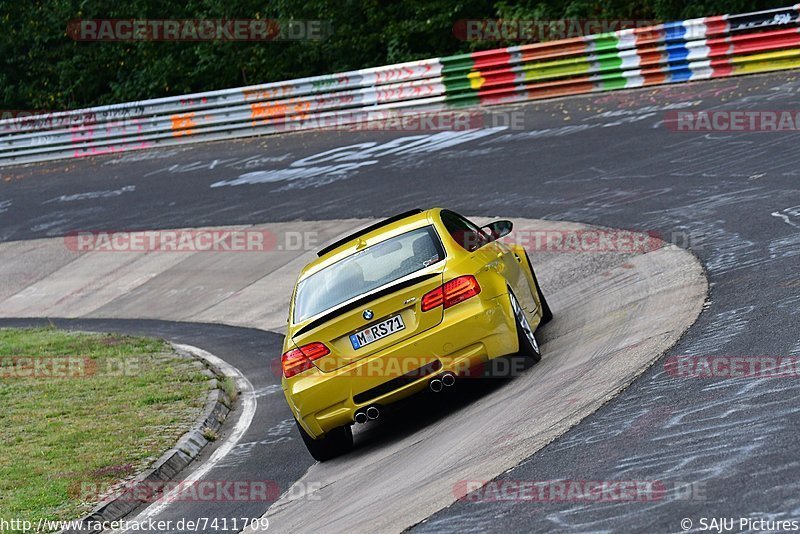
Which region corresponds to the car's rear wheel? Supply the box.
[524,250,553,325]
[510,291,541,362]
[295,419,353,461]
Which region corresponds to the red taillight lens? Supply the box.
[281,342,330,378]
[421,275,481,311]
[421,286,444,311]
[442,275,481,308]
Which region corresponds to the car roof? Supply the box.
[299,207,442,279]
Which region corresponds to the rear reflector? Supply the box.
[421,275,481,312]
[281,342,330,378]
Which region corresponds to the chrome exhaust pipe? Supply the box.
[366,406,380,420]
[354,411,368,424]
[429,378,443,393]
[441,372,456,387]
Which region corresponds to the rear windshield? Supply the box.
[293,226,444,323]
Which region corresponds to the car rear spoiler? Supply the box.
[316,209,424,257]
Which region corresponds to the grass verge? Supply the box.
[0,327,210,528]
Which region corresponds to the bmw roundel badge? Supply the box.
[363,309,374,320]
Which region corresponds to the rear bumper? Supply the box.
[283,293,517,438]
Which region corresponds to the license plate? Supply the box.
[350,315,405,349]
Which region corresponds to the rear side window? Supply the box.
[441,210,489,252]
[293,226,444,323]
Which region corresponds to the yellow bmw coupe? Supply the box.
[281,208,552,460]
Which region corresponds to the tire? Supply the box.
[295,419,353,462]
[524,250,553,325]
[509,291,541,363]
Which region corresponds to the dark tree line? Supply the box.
[0,0,790,111]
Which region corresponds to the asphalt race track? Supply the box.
[2,71,800,532]
[0,217,706,533]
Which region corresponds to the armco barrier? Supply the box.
[1,5,799,166]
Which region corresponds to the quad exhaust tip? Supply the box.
[430,372,456,392]
[429,378,443,393]
[355,405,380,424]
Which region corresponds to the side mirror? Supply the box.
[482,220,513,241]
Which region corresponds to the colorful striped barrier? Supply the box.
[1,5,799,166]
